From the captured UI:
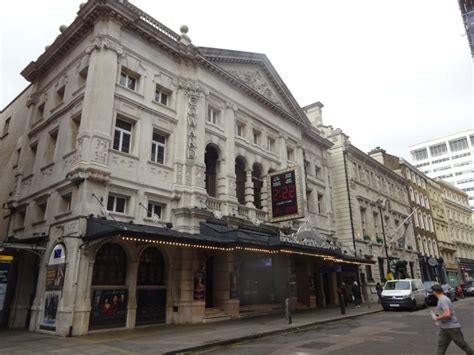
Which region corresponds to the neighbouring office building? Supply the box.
[368,149,443,283]
[308,112,421,303]
[408,129,474,210]
[0,0,372,336]
[437,180,474,283]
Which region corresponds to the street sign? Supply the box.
[268,167,304,223]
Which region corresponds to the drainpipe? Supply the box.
[342,150,357,256]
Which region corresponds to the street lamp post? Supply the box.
[377,199,391,277]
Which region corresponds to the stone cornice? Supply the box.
[345,144,407,186]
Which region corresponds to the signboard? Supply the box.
[193,271,206,300]
[90,289,128,329]
[0,259,12,313]
[46,264,65,290]
[41,291,61,329]
[268,167,304,222]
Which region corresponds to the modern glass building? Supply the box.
[408,129,474,210]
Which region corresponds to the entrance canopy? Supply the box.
[84,217,373,265]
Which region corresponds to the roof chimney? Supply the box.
[303,102,324,127]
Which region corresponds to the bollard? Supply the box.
[339,293,346,315]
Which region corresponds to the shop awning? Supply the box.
[83,217,374,265]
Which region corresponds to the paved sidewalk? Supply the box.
[0,302,382,354]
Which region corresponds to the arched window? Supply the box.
[137,247,165,286]
[205,144,219,197]
[235,157,246,205]
[409,187,414,202]
[92,243,127,285]
[252,163,263,209]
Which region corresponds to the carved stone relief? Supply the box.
[228,69,281,106]
[175,163,184,185]
[93,138,109,164]
[111,154,136,169]
[179,79,208,160]
[85,36,124,56]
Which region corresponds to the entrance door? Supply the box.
[205,257,214,308]
[136,247,167,325]
[323,273,331,305]
[296,261,310,306]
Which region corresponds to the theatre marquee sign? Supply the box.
[268,167,304,222]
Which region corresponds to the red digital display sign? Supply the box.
[268,168,303,222]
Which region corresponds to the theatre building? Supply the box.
[0,0,372,336]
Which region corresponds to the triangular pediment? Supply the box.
[198,47,309,125]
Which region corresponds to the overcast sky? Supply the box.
[1,0,472,159]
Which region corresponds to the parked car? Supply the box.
[442,284,457,302]
[423,281,438,306]
[463,281,474,296]
[381,279,426,311]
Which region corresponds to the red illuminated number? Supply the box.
[272,188,280,200]
[288,185,295,199]
[282,186,288,199]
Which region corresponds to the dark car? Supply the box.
[442,284,457,302]
[462,281,474,296]
[423,281,438,306]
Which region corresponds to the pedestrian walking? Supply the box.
[431,284,473,355]
[351,281,362,308]
[339,282,348,307]
[376,282,383,304]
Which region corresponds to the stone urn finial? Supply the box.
[179,24,191,45]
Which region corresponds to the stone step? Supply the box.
[203,309,231,323]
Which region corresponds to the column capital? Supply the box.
[225,101,238,111]
[85,35,123,56]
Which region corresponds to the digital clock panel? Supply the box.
[268,167,304,222]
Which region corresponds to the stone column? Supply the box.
[217,159,227,198]
[244,170,254,208]
[261,176,269,213]
[330,272,339,305]
[279,134,288,169]
[126,260,138,329]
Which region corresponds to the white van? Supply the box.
[381,279,426,311]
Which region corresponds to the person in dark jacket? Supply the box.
[352,281,362,307]
[376,282,383,304]
[339,282,348,306]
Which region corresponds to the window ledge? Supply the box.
[50,101,65,114]
[117,84,145,99]
[40,162,55,171]
[22,173,34,180]
[110,149,139,161]
[206,121,224,132]
[72,85,86,97]
[55,211,73,219]
[32,219,46,226]
[108,212,135,220]
[147,160,173,171]
[63,149,77,159]
[151,100,175,113]
[12,226,25,233]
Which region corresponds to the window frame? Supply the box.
[151,131,166,164]
[113,118,133,154]
[146,201,164,219]
[154,85,171,106]
[107,194,128,214]
[119,69,138,91]
[207,106,220,125]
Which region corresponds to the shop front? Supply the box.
[25,217,373,336]
[459,258,474,283]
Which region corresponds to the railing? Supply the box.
[255,209,267,221]
[238,205,249,218]
[207,197,222,211]
[121,1,181,42]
